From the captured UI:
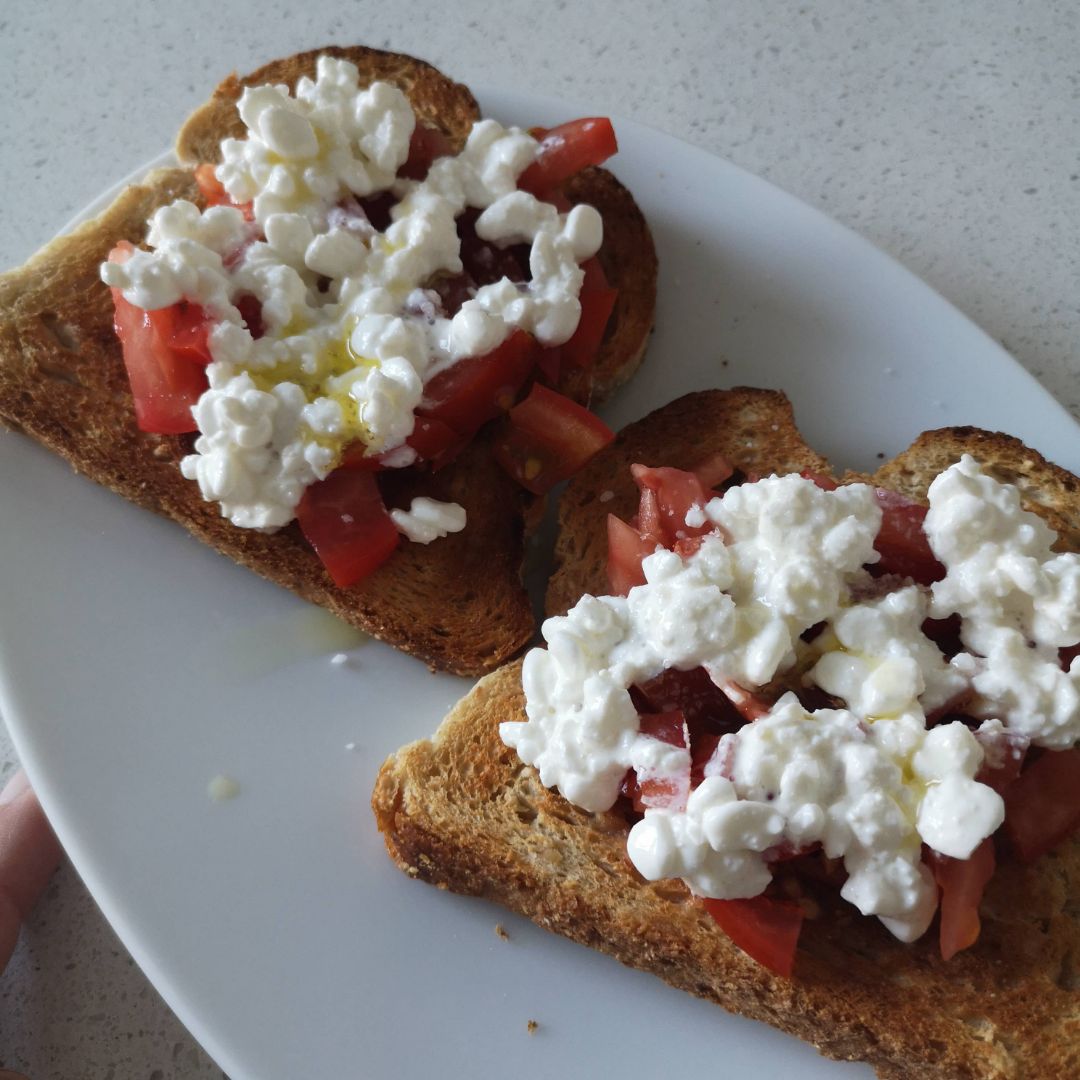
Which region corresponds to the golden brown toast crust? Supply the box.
[0,48,657,676]
[374,391,1080,1078]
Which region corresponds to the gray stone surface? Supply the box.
[1,0,1077,1075]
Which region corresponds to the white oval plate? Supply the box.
[2,85,1077,1080]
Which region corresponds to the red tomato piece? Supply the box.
[235,294,265,339]
[695,452,736,490]
[419,329,537,437]
[607,514,656,595]
[147,301,213,366]
[634,487,666,546]
[1061,643,1080,670]
[631,464,717,546]
[690,732,729,787]
[930,838,995,961]
[518,118,618,197]
[560,287,618,370]
[194,163,254,221]
[404,416,470,469]
[702,896,804,977]
[295,469,399,588]
[493,383,615,495]
[719,681,773,723]
[580,255,610,293]
[399,123,452,180]
[1003,748,1080,863]
[635,667,746,738]
[800,469,838,491]
[107,243,207,435]
[873,489,945,584]
[631,710,692,811]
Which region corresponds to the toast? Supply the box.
[0,46,657,676]
[373,389,1080,1079]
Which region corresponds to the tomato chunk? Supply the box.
[631,464,717,547]
[873,489,945,584]
[624,711,691,811]
[607,514,656,595]
[147,301,213,366]
[194,163,254,221]
[931,838,995,961]
[702,896,804,977]
[635,666,746,738]
[107,243,207,435]
[295,469,399,588]
[560,286,617,370]
[493,383,614,495]
[518,118,618,196]
[800,469,838,491]
[1003,748,1080,862]
[399,124,452,180]
[419,329,536,437]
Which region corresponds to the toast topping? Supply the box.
[504,458,1080,950]
[100,55,606,536]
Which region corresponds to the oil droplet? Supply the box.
[208,774,241,802]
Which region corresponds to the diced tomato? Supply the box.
[405,416,469,469]
[399,124,452,180]
[639,710,689,747]
[873,489,945,585]
[235,294,265,339]
[719,681,773,723]
[607,514,656,595]
[295,469,399,588]
[800,469,838,491]
[635,667,746,738]
[107,243,207,435]
[931,838,995,961]
[691,732,727,786]
[146,301,213,366]
[194,163,254,221]
[493,383,615,495]
[630,711,692,811]
[518,118,618,197]
[560,287,618,370]
[580,255,610,293]
[1003,748,1080,863]
[631,464,718,546]
[695,452,736,490]
[702,896,804,977]
[457,209,530,287]
[419,329,536,436]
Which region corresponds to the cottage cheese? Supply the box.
[100,55,603,532]
[501,464,1062,945]
[503,478,882,810]
[390,497,467,544]
[926,455,1080,748]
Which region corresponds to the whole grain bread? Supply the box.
[0,46,656,676]
[373,389,1080,1078]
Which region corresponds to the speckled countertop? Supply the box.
[1,1,1077,1075]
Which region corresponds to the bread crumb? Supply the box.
[495,923,509,941]
[527,1020,538,1035]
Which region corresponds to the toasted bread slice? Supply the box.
[0,47,656,676]
[373,390,1080,1078]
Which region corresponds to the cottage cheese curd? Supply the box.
[502,460,1079,944]
[100,56,603,532]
